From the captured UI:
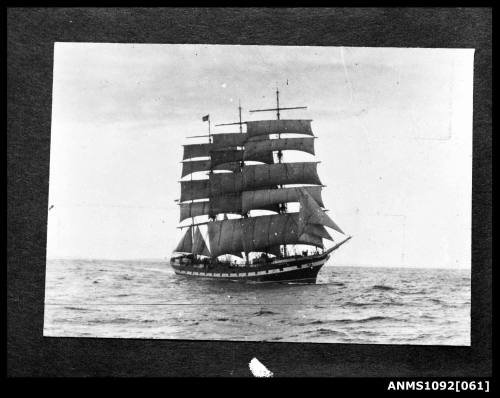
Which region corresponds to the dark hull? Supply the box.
[170,252,329,284]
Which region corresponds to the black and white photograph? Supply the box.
[43,43,473,346]
[8,7,492,380]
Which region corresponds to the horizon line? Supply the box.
[45,257,471,271]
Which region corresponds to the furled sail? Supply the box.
[180,179,210,202]
[183,143,212,160]
[246,120,313,138]
[241,186,324,213]
[207,213,323,258]
[192,226,210,256]
[179,201,210,222]
[174,227,193,253]
[244,137,315,158]
[297,188,344,234]
[209,162,321,195]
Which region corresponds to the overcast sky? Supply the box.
[46,43,473,268]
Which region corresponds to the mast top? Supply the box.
[249,88,307,120]
[215,100,245,133]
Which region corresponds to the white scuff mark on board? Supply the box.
[249,357,273,377]
[340,46,354,103]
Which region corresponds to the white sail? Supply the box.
[244,137,315,158]
[183,143,212,160]
[180,179,210,202]
[246,120,314,137]
[241,186,324,212]
[297,187,344,234]
[207,213,323,258]
[209,162,321,195]
[174,227,193,253]
[192,226,210,256]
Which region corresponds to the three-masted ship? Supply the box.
[170,90,351,283]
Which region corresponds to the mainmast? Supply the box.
[249,88,307,257]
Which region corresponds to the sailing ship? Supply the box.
[170,90,351,283]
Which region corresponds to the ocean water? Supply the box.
[44,259,470,345]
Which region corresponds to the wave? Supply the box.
[343,300,405,308]
[64,306,88,311]
[343,301,375,307]
[253,309,277,316]
[371,285,396,291]
[357,330,382,337]
[89,317,131,325]
[297,320,326,326]
[398,289,428,295]
[334,316,402,324]
[298,316,402,326]
[306,328,349,337]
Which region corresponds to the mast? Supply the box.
[238,100,243,134]
[204,114,216,222]
[238,100,248,262]
[276,89,284,256]
[249,87,307,257]
[214,101,246,134]
[191,115,205,247]
[237,100,244,169]
[207,115,212,143]
[190,160,194,246]
[215,102,249,262]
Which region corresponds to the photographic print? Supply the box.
[44,43,473,345]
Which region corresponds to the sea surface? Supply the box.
[44,259,470,345]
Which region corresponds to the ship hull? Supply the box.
[170,253,329,284]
